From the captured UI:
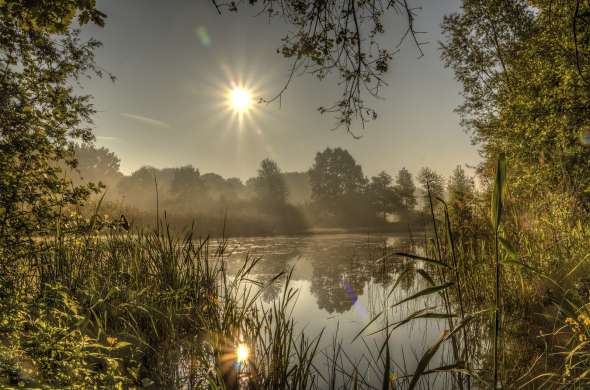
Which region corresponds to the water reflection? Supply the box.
[223,234,453,389]
[225,234,416,313]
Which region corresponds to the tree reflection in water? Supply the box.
[221,234,454,389]
[224,234,419,314]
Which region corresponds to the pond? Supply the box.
[221,233,461,389]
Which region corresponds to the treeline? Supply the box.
[69,145,477,235]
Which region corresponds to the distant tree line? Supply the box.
[69,145,478,235]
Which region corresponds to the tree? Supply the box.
[282,172,312,205]
[367,171,399,221]
[0,1,107,253]
[395,168,417,213]
[253,158,288,208]
[308,147,369,225]
[417,167,445,215]
[69,145,122,188]
[212,0,424,134]
[170,165,204,208]
[117,166,159,210]
[224,177,245,201]
[309,147,367,203]
[447,165,476,234]
[441,1,590,211]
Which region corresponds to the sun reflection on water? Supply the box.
[236,343,249,363]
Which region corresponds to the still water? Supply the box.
[223,233,458,389]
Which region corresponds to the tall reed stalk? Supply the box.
[426,183,464,390]
[491,154,507,389]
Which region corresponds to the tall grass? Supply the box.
[4,216,415,389]
[1,219,327,388]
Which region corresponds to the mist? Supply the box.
[68,144,463,236]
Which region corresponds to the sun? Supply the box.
[236,343,249,363]
[228,87,252,113]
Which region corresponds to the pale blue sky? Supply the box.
[82,0,480,181]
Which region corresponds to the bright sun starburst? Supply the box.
[210,71,265,132]
[228,87,252,113]
[236,343,250,363]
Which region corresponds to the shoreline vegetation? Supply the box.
[2,157,590,389]
[2,1,590,389]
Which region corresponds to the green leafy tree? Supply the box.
[309,148,367,203]
[0,1,108,253]
[441,0,590,211]
[395,167,417,213]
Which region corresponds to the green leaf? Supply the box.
[352,312,382,342]
[113,341,132,349]
[408,315,475,390]
[369,309,455,336]
[382,337,391,390]
[416,269,436,286]
[85,343,110,350]
[562,254,590,281]
[392,282,454,307]
[394,252,451,269]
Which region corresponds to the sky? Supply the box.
[82,0,480,181]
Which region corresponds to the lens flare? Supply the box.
[236,343,249,363]
[196,26,211,47]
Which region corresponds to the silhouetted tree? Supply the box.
[253,158,288,209]
[282,172,312,205]
[117,166,159,209]
[201,173,227,199]
[395,168,417,213]
[367,171,399,221]
[68,145,122,189]
[169,165,205,211]
[447,165,476,235]
[171,166,202,195]
[417,167,445,215]
[308,148,368,225]
[309,148,366,202]
[223,177,245,202]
